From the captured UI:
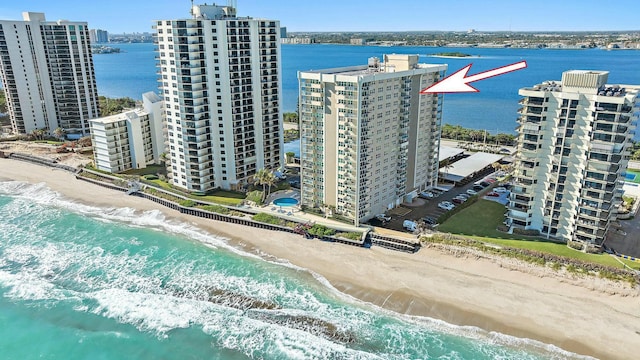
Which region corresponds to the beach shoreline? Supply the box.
[2,158,639,359]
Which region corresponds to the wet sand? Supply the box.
[2,158,639,359]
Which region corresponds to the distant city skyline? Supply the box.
[1,0,639,34]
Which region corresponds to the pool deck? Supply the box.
[246,189,366,233]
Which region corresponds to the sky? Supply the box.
[1,0,639,33]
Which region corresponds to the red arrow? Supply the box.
[420,60,527,94]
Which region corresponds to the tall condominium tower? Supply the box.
[155,3,283,192]
[298,55,447,225]
[508,70,639,244]
[0,12,99,136]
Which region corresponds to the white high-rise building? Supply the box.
[89,92,164,173]
[154,3,283,192]
[0,12,99,137]
[508,70,639,244]
[298,55,447,225]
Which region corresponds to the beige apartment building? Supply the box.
[154,3,284,192]
[0,12,99,137]
[89,92,164,173]
[508,70,639,244]
[298,55,447,225]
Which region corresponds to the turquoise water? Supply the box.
[625,173,636,181]
[273,197,299,207]
[93,43,640,134]
[0,181,584,359]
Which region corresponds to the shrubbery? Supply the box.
[252,213,284,225]
[423,234,639,286]
[307,224,336,237]
[246,190,264,205]
[512,228,540,236]
[200,204,229,214]
[179,199,196,207]
[336,232,362,241]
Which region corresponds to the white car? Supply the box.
[403,220,418,232]
[419,191,434,199]
[376,214,391,222]
[466,189,477,195]
[438,202,455,211]
[493,187,508,193]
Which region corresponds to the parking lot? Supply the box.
[371,171,509,233]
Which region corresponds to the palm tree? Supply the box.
[30,128,46,141]
[253,168,270,203]
[440,158,452,181]
[53,127,66,141]
[491,162,502,173]
[264,171,277,199]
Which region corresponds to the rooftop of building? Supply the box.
[440,152,504,183]
[438,146,465,162]
[301,54,446,77]
[521,70,640,97]
[89,108,147,125]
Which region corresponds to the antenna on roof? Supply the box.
[190,0,195,18]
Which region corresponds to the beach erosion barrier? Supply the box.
[72,169,425,253]
[9,152,78,173]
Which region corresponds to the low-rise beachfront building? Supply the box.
[0,12,99,137]
[154,3,284,192]
[298,54,447,225]
[89,92,164,173]
[508,70,640,244]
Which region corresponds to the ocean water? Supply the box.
[0,181,586,359]
[93,43,640,133]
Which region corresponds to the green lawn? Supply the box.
[122,164,166,176]
[438,199,530,240]
[191,190,245,206]
[146,179,245,206]
[438,199,640,270]
[472,235,639,270]
[148,179,174,191]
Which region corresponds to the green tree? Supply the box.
[253,168,277,203]
[285,151,295,163]
[283,112,298,123]
[30,128,46,141]
[53,127,66,140]
[98,96,137,116]
[440,158,452,181]
[264,171,277,199]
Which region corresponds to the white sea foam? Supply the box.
[0,180,589,359]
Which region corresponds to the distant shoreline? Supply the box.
[426,54,480,59]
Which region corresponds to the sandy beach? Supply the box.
[2,158,639,359]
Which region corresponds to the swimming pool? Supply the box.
[625,173,637,181]
[273,197,299,207]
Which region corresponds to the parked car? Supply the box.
[486,191,500,197]
[422,216,437,225]
[479,181,491,187]
[438,202,455,211]
[466,189,478,195]
[457,193,471,199]
[452,197,464,204]
[494,187,508,193]
[376,214,391,222]
[403,220,418,232]
[419,191,434,199]
[485,178,497,183]
[472,184,485,191]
